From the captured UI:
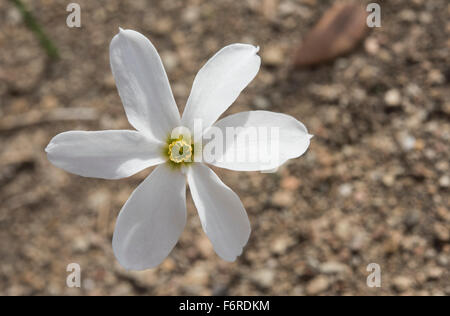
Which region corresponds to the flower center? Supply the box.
[168,137,192,163]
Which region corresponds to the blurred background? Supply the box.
[0,0,449,295]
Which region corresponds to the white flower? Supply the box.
[45,29,312,270]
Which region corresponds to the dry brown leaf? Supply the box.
[293,1,369,68]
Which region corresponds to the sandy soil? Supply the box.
[0,0,448,295]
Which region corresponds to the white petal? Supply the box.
[181,44,260,131]
[46,130,165,179]
[110,29,180,140]
[187,163,250,261]
[203,111,312,171]
[113,164,186,270]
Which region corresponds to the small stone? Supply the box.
[271,191,294,207]
[364,37,379,55]
[172,83,189,99]
[349,233,366,251]
[425,248,437,259]
[438,175,449,188]
[414,139,425,151]
[212,284,228,296]
[161,257,176,272]
[39,95,59,109]
[338,183,353,197]
[433,223,449,241]
[292,285,304,295]
[319,262,350,275]
[445,286,450,295]
[309,84,343,102]
[102,74,116,89]
[399,9,416,22]
[261,0,279,21]
[184,265,209,286]
[436,161,449,172]
[161,51,179,72]
[403,209,420,229]
[10,98,29,112]
[382,174,395,187]
[7,7,22,24]
[253,96,271,109]
[428,69,445,85]
[384,89,402,106]
[280,176,301,191]
[393,276,413,292]
[419,12,432,24]
[153,17,173,34]
[250,269,275,288]
[262,46,284,66]
[271,236,293,254]
[437,255,449,267]
[426,266,444,280]
[83,278,96,291]
[198,235,214,257]
[335,219,352,241]
[443,102,450,115]
[73,236,90,252]
[306,276,330,295]
[182,7,200,24]
[399,133,416,151]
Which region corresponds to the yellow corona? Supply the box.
[168,137,193,163]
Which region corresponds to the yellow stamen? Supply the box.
[168,138,192,163]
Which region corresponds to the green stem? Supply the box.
[9,0,59,59]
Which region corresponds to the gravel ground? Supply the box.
[0,0,449,295]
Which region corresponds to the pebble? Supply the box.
[399,9,416,22]
[349,233,366,251]
[72,236,90,253]
[160,257,176,272]
[438,175,449,188]
[437,255,449,267]
[250,269,275,288]
[433,223,449,241]
[39,95,59,109]
[184,265,209,286]
[426,266,444,280]
[393,276,414,292]
[384,89,402,106]
[364,37,379,55]
[319,262,350,275]
[427,69,445,85]
[271,236,293,254]
[419,12,432,24]
[306,276,330,295]
[102,74,116,89]
[338,183,353,197]
[382,174,395,187]
[161,51,179,72]
[262,46,284,66]
[153,17,173,34]
[403,209,420,229]
[280,176,301,191]
[253,96,271,109]
[309,84,343,102]
[399,133,416,151]
[182,7,200,24]
[271,191,294,208]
